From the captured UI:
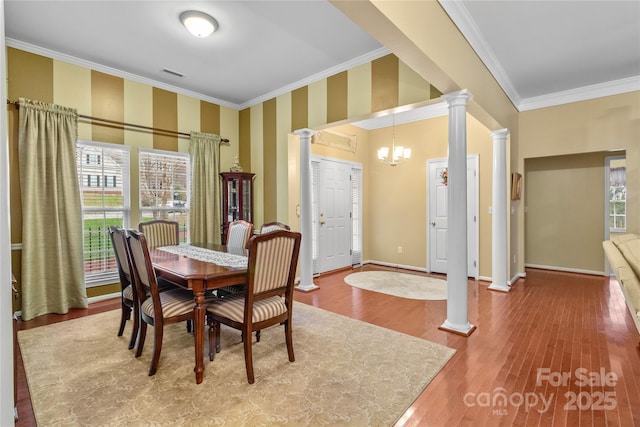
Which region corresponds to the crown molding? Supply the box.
[237,47,390,110]
[7,38,390,112]
[6,38,239,109]
[438,0,521,107]
[518,76,640,111]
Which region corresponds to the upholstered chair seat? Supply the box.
[140,288,211,320]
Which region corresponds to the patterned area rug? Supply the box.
[19,302,454,426]
[344,271,448,300]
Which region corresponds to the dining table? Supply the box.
[149,242,248,384]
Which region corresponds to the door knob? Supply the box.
[320,221,326,225]
[431,221,436,226]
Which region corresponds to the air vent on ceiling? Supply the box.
[162,68,184,78]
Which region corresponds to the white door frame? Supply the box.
[426,155,479,279]
[311,155,363,274]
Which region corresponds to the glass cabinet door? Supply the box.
[242,176,252,222]
[220,172,254,243]
[227,179,238,222]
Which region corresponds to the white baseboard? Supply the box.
[510,272,526,285]
[88,292,120,304]
[525,263,605,276]
[13,292,120,320]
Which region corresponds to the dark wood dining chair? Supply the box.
[138,219,180,248]
[126,229,215,376]
[259,222,290,234]
[207,229,301,384]
[138,219,193,332]
[109,226,139,350]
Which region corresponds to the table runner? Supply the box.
[158,244,248,269]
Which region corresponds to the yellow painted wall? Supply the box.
[519,93,640,273]
[525,151,624,273]
[366,114,493,275]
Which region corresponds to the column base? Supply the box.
[438,320,476,337]
[488,282,511,293]
[295,282,319,292]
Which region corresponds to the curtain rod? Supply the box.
[6,99,230,143]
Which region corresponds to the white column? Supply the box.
[488,129,510,292]
[439,90,476,336]
[294,129,319,292]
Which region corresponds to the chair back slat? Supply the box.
[139,220,180,248]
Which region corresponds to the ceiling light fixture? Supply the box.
[378,114,411,166]
[180,11,218,38]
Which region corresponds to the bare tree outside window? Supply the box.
[139,149,190,242]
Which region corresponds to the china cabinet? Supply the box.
[220,172,254,243]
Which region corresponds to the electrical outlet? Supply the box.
[397,246,403,254]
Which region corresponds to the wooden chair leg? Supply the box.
[243,327,255,384]
[118,303,130,337]
[128,303,140,350]
[135,322,147,358]
[149,323,163,376]
[216,323,221,353]
[285,318,295,362]
[209,320,216,361]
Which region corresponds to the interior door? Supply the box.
[318,159,352,273]
[429,160,449,273]
[427,156,478,277]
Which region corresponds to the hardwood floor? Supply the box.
[14,266,640,426]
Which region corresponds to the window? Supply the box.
[76,140,130,286]
[139,148,190,242]
[609,166,626,232]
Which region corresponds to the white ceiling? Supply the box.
[5,0,640,124]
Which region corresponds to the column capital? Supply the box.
[294,128,316,138]
[441,89,473,107]
[490,128,510,139]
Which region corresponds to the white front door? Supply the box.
[318,159,352,273]
[427,156,479,278]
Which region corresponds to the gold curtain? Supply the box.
[189,131,222,244]
[18,98,87,320]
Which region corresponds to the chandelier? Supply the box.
[377,114,411,166]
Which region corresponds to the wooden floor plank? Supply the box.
[13,266,640,427]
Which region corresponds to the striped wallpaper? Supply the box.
[7,47,439,302]
[240,53,440,225]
